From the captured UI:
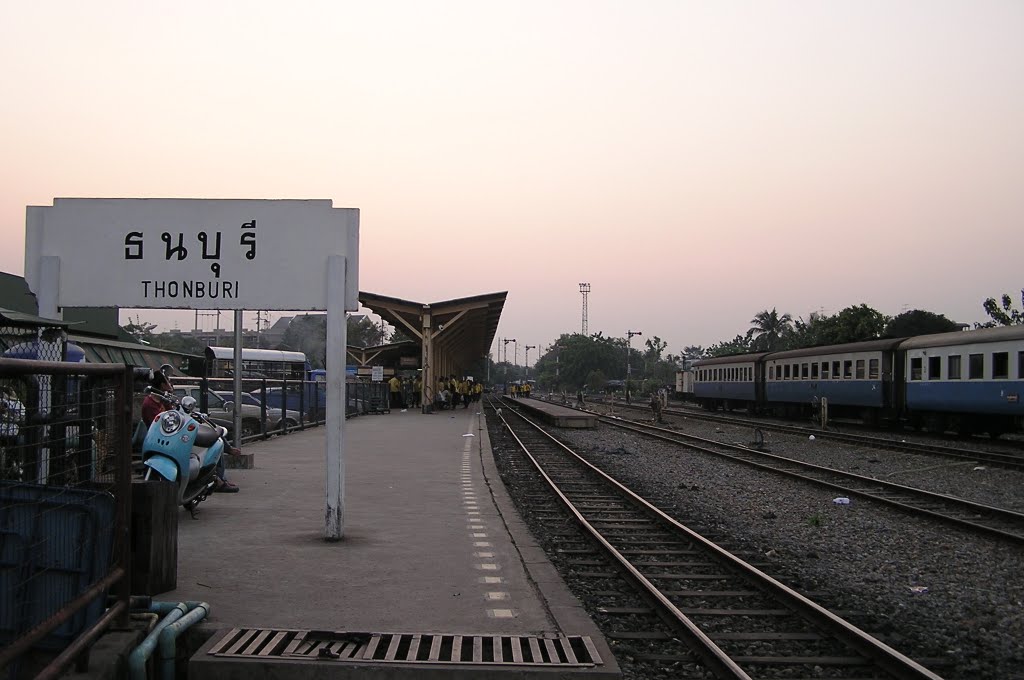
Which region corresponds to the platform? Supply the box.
[503,397,598,428]
[164,408,617,678]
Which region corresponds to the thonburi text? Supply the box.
[141,280,239,300]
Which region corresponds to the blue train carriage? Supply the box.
[898,325,1024,437]
[763,339,903,423]
[692,353,768,412]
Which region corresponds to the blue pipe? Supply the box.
[158,602,210,680]
[127,601,210,680]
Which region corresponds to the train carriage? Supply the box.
[763,339,903,422]
[898,325,1024,436]
[692,353,768,411]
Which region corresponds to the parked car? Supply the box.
[213,390,264,409]
[173,386,301,438]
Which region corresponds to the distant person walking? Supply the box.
[388,374,403,409]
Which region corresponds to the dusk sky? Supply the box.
[2,1,1022,362]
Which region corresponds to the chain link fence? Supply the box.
[0,347,133,678]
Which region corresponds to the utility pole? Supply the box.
[524,344,536,379]
[626,330,642,404]
[579,283,591,335]
[503,338,515,394]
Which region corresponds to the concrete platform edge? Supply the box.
[474,411,620,675]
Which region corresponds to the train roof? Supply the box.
[692,352,771,366]
[897,324,1024,350]
[764,338,905,360]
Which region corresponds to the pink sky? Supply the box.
[2,1,1022,360]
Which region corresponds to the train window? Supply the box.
[948,355,961,380]
[843,361,853,379]
[821,362,830,379]
[1019,352,1024,379]
[855,360,865,379]
[801,363,809,378]
[869,359,880,379]
[968,354,984,379]
[811,363,819,379]
[832,361,841,378]
[928,356,941,380]
[768,366,774,380]
[910,357,923,380]
[993,352,1009,380]
[783,365,791,379]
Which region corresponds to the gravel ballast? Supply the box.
[493,404,1024,679]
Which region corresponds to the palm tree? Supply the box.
[749,308,793,351]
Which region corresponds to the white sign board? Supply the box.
[371,365,384,382]
[25,198,359,311]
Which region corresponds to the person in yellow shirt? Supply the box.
[388,374,402,409]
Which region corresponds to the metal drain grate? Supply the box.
[208,628,602,667]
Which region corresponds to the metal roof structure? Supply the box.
[357,290,507,408]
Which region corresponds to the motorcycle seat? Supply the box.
[194,423,222,448]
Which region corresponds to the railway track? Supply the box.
[589,412,1024,545]
[489,398,945,679]
[585,398,1024,471]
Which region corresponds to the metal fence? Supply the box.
[0,358,133,680]
[169,378,392,445]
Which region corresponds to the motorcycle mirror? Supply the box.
[180,396,197,413]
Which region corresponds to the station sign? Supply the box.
[25,198,359,311]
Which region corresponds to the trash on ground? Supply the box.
[832,497,851,505]
[808,435,816,441]
[401,409,407,413]
[462,433,475,437]
[973,466,987,471]
[908,586,929,594]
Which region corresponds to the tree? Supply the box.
[982,290,1024,326]
[707,332,753,357]
[885,310,962,337]
[749,308,793,351]
[280,315,327,369]
[348,316,385,347]
[792,305,889,347]
[148,332,206,357]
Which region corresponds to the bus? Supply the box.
[204,347,310,380]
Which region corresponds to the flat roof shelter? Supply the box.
[358,291,506,410]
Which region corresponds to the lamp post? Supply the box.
[626,330,642,403]
[524,345,536,380]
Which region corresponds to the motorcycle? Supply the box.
[140,386,227,513]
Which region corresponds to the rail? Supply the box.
[489,396,944,678]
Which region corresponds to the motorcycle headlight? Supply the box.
[160,410,183,434]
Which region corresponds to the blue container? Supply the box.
[0,481,116,650]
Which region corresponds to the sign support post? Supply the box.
[324,255,347,540]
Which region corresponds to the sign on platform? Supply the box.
[25,198,359,311]
[371,365,384,382]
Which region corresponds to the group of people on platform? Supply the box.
[387,374,423,409]
[507,382,532,398]
[435,376,483,410]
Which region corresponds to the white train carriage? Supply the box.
[899,325,1024,436]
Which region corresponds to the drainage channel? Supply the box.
[199,628,610,677]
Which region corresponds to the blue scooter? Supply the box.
[141,387,227,512]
